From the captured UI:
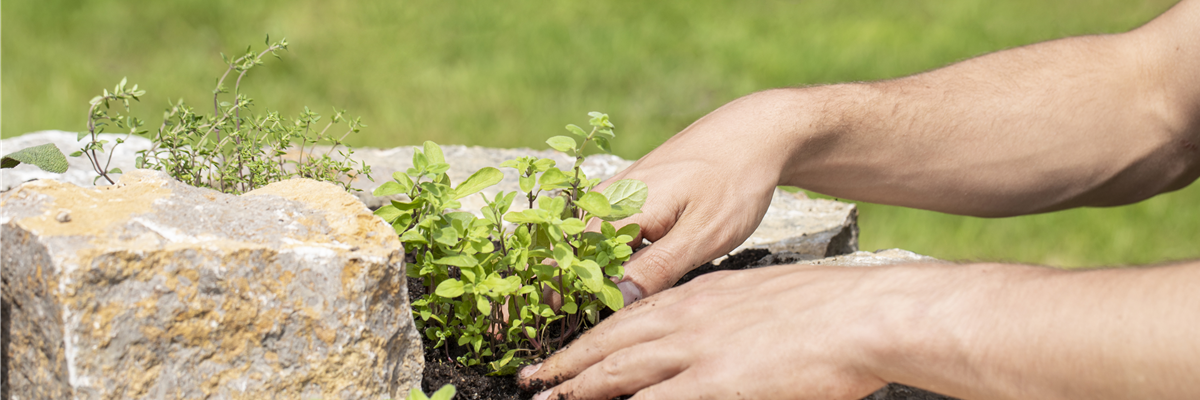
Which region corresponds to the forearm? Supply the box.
[872,261,1200,399]
[718,1,1200,217]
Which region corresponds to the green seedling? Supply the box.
[406,384,456,400]
[374,112,647,374]
[76,35,370,193]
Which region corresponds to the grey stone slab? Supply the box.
[1,170,421,399]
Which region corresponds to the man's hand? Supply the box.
[594,90,816,303]
[519,263,910,399]
[520,260,1200,400]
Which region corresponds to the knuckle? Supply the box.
[631,250,682,290]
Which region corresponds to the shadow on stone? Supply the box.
[825,209,859,257]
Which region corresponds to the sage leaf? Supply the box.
[1,144,69,173]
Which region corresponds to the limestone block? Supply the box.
[1,170,421,399]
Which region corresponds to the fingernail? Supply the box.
[519,362,542,379]
[618,280,643,306]
[532,389,553,400]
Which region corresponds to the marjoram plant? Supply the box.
[373,112,646,374]
[75,36,370,194]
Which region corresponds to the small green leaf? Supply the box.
[546,136,577,153]
[561,298,578,314]
[434,254,478,267]
[454,167,503,199]
[572,259,604,292]
[564,124,589,139]
[477,296,492,315]
[423,141,445,164]
[598,279,625,311]
[593,136,612,153]
[612,244,633,259]
[426,162,450,175]
[602,204,642,221]
[561,218,585,235]
[616,223,641,240]
[533,157,556,171]
[391,198,425,211]
[407,387,431,400]
[412,151,428,170]
[434,227,460,246]
[373,181,408,197]
[538,168,570,190]
[394,171,416,189]
[576,192,612,217]
[503,209,543,224]
[374,205,402,222]
[601,221,617,237]
[399,229,427,244]
[553,246,576,269]
[602,179,648,210]
[532,263,556,281]
[538,196,566,216]
[430,385,457,400]
[518,175,535,193]
[435,279,465,298]
[588,111,614,128]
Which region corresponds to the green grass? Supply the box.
[4,0,1194,267]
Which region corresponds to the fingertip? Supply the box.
[618,280,644,307]
[519,362,543,380]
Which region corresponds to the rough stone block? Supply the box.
[1,170,421,399]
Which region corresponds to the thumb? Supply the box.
[616,229,709,306]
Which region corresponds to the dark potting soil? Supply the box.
[412,250,959,400]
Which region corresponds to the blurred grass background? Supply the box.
[3,0,1195,267]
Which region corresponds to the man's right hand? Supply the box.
[595,90,816,303]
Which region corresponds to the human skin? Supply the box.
[519,0,1200,399]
